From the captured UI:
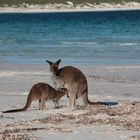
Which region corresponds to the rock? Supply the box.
[67,1,73,6]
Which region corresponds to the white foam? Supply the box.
[112,42,138,46]
[0,71,50,77]
[105,65,140,69]
[61,41,97,45]
[1,92,28,96]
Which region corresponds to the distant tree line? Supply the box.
[0,0,140,6]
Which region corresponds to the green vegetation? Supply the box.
[0,0,140,6]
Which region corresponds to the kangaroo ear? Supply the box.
[55,59,61,65]
[46,60,53,65]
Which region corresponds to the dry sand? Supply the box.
[0,63,140,140]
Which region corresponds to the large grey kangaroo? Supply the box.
[46,59,104,108]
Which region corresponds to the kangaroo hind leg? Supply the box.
[68,87,77,109]
[39,97,46,110]
[81,90,89,105]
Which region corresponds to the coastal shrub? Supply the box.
[0,0,140,6]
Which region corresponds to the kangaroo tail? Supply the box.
[81,88,107,106]
[3,91,32,113]
[2,108,25,113]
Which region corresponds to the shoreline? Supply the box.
[0,7,140,14]
[0,2,140,13]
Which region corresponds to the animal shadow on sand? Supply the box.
[97,101,118,106]
[75,101,118,110]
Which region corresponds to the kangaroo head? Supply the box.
[58,88,68,96]
[46,59,61,74]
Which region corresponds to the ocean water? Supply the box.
[0,10,140,66]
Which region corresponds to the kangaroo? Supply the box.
[2,83,67,113]
[46,59,105,108]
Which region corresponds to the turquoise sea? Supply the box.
[0,10,140,66]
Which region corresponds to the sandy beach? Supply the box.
[0,2,140,13]
[0,4,140,139]
[0,63,140,139]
